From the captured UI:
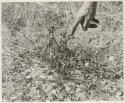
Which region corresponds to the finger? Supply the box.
[88,23,97,28]
[91,18,99,24]
[80,17,85,30]
[82,25,88,31]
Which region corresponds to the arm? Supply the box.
[71,2,93,36]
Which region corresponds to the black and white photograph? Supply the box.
[1,0,124,102]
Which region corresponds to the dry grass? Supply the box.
[2,2,123,101]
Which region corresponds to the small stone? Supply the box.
[85,62,89,67]
[109,56,114,61]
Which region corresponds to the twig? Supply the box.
[22,33,38,49]
[23,6,41,52]
[8,7,23,34]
